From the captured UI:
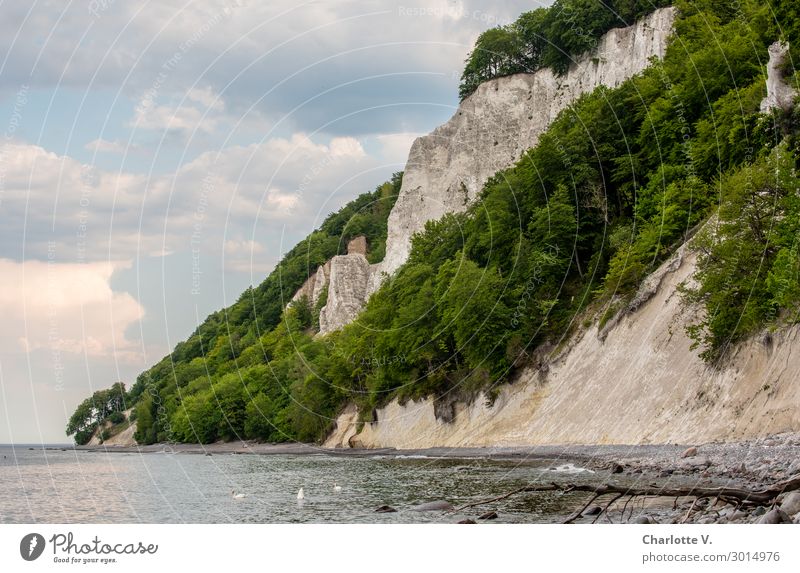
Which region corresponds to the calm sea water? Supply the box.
[0,445,599,523]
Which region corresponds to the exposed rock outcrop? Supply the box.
[317,8,676,323]
[87,409,137,447]
[325,247,800,448]
[318,252,371,334]
[291,260,331,308]
[346,236,367,256]
[373,7,676,284]
[295,236,372,334]
[760,41,797,113]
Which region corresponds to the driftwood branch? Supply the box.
[452,474,800,522]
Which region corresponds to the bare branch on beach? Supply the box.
[452,474,800,523]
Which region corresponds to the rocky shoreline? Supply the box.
[517,432,800,524]
[72,432,800,524]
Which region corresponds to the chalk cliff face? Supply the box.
[760,41,797,113]
[292,260,331,308]
[318,252,371,334]
[317,236,370,334]
[87,409,137,447]
[325,248,800,448]
[373,7,677,284]
[307,7,676,319]
[309,7,678,338]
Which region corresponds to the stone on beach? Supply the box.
[632,515,655,524]
[681,446,698,458]
[757,508,792,524]
[779,491,800,517]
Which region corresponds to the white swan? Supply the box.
[333,482,342,492]
[231,490,247,499]
[297,487,305,500]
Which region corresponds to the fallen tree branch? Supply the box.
[564,492,600,524]
[594,493,625,524]
[452,474,800,522]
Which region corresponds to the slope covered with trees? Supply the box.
[459,0,673,99]
[66,383,129,445]
[69,0,800,446]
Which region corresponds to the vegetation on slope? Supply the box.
[66,383,128,445]
[683,142,800,360]
[459,0,673,99]
[69,1,800,445]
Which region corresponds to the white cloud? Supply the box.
[223,239,274,273]
[0,142,162,260]
[130,95,220,135]
[328,136,365,158]
[128,86,230,139]
[224,238,264,256]
[0,258,145,362]
[264,187,299,212]
[0,130,382,265]
[375,132,423,163]
[187,86,225,112]
[173,132,373,225]
[84,138,127,154]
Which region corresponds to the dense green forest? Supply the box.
[68,0,800,446]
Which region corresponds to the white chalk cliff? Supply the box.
[292,260,331,308]
[317,9,800,448]
[325,247,800,448]
[375,7,676,282]
[310,7,677,333]
[318,252,371,334]
[760,41,798,113]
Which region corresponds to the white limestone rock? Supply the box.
[317,7,676,335]
[311,262,330,305]
[290,260,330,308]
[760,41,797,113]
[373,7,676,283]
[318,253,372,334]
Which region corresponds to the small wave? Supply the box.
[546,463,595,475]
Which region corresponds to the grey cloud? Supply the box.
[0,1,537,137]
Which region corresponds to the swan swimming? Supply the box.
[297,487,305,500]
[333,482,342,492]
[231,490,247,499]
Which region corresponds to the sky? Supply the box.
[0,0,544,443]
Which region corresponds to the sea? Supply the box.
[0,444,602,523]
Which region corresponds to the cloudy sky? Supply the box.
[0,0,544,443]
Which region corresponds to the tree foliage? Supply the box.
[70,1,800,446]
[66,382,128,445]
[459,0,672,99]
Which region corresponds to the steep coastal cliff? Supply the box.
[314,7,677,332]
[69,2,800,451]
[375,7,676,281]
[319,5,800,449]
[325,246,800,448]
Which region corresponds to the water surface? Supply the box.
[0,445,605,523]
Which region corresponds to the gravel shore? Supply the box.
[72,432,800,524]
